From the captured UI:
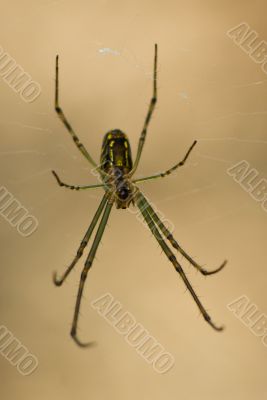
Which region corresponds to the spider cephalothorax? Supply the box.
[52,44,227,348]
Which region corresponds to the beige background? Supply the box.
[0,0,267,399]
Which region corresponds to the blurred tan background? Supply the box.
[1,0,267,399]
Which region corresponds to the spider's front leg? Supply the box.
[52,193,109,287]
[136,191,224,332]
[137,192,227,275]
[70,198,114,347]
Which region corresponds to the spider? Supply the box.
[52,44,227,347]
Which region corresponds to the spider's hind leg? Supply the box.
[130,44,158,176]
[55,55,98,168]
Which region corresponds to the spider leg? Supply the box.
[136,191,224,332]
[71,199,114,347]
[52,170,106,191]
[53,193,109,286]
[130,44,157,177]
[133,140,197,183]
[137,192,227,275]
[55,55,98,168]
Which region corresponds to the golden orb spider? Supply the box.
[52,44,227,347]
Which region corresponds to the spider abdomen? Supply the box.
[100,129,133,173]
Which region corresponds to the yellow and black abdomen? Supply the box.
[100,129,133,173]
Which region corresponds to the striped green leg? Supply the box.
[130,44,157,177]
[137,192,227,275]
[71,200,114,347]
[55,55,98,168]
[133,140,197,183]
[53,193,109,286]
[136,192,224,332]
[52,170,106,191]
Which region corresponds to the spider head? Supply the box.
[114,180,135,209]
[117,186,129,201]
